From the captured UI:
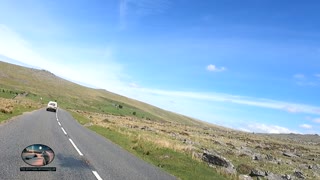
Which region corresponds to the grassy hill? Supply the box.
[0,61,216,127]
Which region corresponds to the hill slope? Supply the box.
[0,60,216,127]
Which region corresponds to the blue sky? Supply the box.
[0,0,320,133]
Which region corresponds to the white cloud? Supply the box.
[293,73,319,86]
[119,0,171,29]
[313,118,320,123]
[293,74,305,79]
[300,124,312,129]
[0,24,129,93]
[129,82,139,88]
[284,106,299,113]
[247,123,295,134]
[130,88,320,115]
[206,64,226,72]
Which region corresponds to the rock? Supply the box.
[265,172,284,180]
[238,146,254,156]
[281,174,291,180]
[183,139,194,145]
[293,170,305,179]
[250,169,265,177]
[266,154,276,161]
[202,151,234,169]
[253,153,264,161]
[283,152,297,158]
[239,174,253,180]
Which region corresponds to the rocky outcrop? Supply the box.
[239,174,253,180]
[202,150,236,174]
[293,170,305,179]
[250,169,265,177]
[283,152,298,158]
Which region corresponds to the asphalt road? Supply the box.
[0,108,176,180]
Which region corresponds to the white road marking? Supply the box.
[92,171,103,180]
[69,138,83,156]
[61,127,67,135]
[58,122,61,126]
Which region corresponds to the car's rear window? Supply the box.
[49,103,56,106]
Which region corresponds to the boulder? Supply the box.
[265,172,284,180]
[250,169,265,177]
[253,153,264,161]
[239,174,253,180]
[283,152,297,158]
[293,170,305,179]
[281,174,291,180]
[202,152,234,168]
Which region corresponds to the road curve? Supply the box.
[0,108,176,180]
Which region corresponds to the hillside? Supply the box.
[0,61,215,127]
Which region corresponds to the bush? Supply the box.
[132,112,136,115]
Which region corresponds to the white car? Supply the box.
[46,101,58,112]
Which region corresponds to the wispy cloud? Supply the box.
[129,82,139,88]
[293,73,319,86]
[300,124,313,129]
[206,64,226,72]
[0,24,129,92]
[132,88,320,115]
[119,0,171,29]
[293,74,305,79]
[313,118,320,123]
[315,74,320,78]
[247,123,296,134]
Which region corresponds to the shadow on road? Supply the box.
[55,154,91,170]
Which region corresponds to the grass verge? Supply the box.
[69,111,91,125]
[0,102,38,123]
[87,125,226,180]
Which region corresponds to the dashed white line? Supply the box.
[69,138,83,156]
[61,127,67,135]
[92,171,103,180]
[58,122,61,126]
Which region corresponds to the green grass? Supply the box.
[69,111,91,125]
[87,125,227,180]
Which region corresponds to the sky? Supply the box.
[0,0,319,134]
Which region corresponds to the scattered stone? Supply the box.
[265,172,283,180]
[253,153,264,161]
[293,170,305,179]
[239,174,253,180]
[281,174,291,180]
[266,154,275,161]
[250,169,265,177]
[283,152,297,158]
[183,139,194,145]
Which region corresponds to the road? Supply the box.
[0,108,176,180]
